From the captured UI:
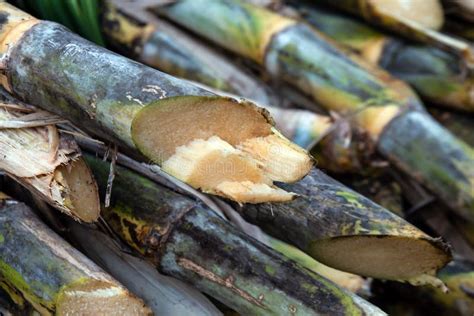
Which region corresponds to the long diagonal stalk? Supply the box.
[84,154,385,315]
[0,2,312,203]
[158,0,474,222]
[0,197,150,315]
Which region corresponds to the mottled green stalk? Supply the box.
[324,0,474,64]
[0,198,150,315]
[84,154,384,315]
[378,111,474,223]
[159,0,474,221]
[292,3,474,112]
[99,0,273,105]
[67,221,222,316]
[237,168,451,284]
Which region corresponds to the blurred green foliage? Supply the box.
[10,0,105,45]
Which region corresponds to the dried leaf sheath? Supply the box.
[0,198,150,315]
[0,100,100,222]
[0,2,312,203]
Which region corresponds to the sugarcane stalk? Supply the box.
[83,154,385,315]
[290,3,474,112]
[100,0,275,106]
[320,0,444,31]
[0,197,150,315]
[237,167,451,286]
[0,2,313,204]
[323,0,474,65]
[67,221,222,316]
[158,0,474,222]
[0,89,100,222]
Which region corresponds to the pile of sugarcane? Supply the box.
[1,0,474,314]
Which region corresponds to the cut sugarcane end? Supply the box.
[52,159,100,222]
[132,96,311,201]
[162,136,270,187]
[309,236,450,281]
[370,0,444,30]
[56,280,151,315]
[131,96,273,164]
[237,129,313,183]
[215,181,296,203]
[162,136,296,203]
